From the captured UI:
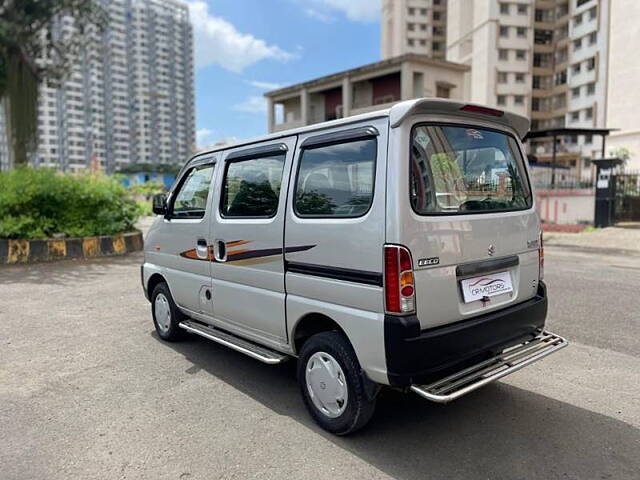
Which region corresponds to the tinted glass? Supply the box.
[295,138,376,217]
[410,125,532,214]
[172,165,214,218]
[221,154,285,217]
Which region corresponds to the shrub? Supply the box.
[0,167,141,239]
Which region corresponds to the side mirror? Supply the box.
[152,193,167,215]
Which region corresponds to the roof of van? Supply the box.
[190,98,530,161]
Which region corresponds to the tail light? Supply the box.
[539,231,544,281]
[384,245,416,314]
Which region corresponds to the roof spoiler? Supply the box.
[389,98,530,139]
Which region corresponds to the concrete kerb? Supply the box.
[0,231,143,265]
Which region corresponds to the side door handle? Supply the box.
[213,239,227,262]
[196,238,209,259]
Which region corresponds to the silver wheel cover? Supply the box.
[305,351,348,418]
[154,293,171,333]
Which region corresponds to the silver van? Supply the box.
[142,98,567,435]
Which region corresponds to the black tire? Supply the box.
[297,331,377,435]
[151,282,186,342]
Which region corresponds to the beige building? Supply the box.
[445,0,619,176]
[605,0,640,169]
[265,54,469,133]
[381,0,448,60]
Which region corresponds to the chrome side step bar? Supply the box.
[410,331,568,403]
[178,320,289,365]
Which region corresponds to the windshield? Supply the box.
[410,124,532,214]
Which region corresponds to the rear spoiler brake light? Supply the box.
[460,104,505,117]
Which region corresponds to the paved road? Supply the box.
[1,246,639,480]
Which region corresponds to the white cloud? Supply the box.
[187,1,296,72]
[304,8,335,23]
[233,96,267,114]
[247,80,283,90]
[306,0,380,22]
[196,127,214,146]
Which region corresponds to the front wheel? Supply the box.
[297,331,377,435]
[151,282,186,342]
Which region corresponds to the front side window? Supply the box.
[295,138,376,217]
[221,154,285,217]
[410,125,532,214]
[172,164,215,218]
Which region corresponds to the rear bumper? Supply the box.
[384,282,548,387]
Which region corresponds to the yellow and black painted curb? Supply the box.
[0,231,143,265]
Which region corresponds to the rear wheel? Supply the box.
[151,282,186,342]
[297,331,377,435]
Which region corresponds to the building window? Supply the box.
[571,111,580,121]
[589,7,597,20]
[408,7,416,15]
[516,49,527,60]
[497,72,508,83]
[572,87,580,98]
[408,22,415,31]
[408,39,415,46]
[433,41,443,51]
[499,49,509,60]
[515,73,525,83]
[517,27,527,38]
[420,8,427,15]
[419,39,427,46]
[589,32,597,44]
[499,3,509,15]
[574,38,582,50]
[433,11,442,20]
[497,95,506,106]
[585,107,593,119]
[436,85,451,98]
[587,57,596,70]
[500,26,509,37]
[584,134,593,143]
[587,82,595,95]
[574,13,582,26]
[517,4,528,15]
[514,95,524,105]
[572,63,582,74]
[420,23,427,31]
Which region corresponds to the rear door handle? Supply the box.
[196,238,209,259]
[213,239,227,262]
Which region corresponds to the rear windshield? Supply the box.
[410,124,532,214]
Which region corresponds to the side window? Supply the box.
[171,164,215,218]
[295,138,377,217]
[221,153,286,218]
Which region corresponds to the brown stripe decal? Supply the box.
[178,242,315,263]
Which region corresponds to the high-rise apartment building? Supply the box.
[605,0,640,169]
[446,0,612,171]
[0,0,195,173]
[381,0,448,60]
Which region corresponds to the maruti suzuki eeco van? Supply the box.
[142,98,567,435]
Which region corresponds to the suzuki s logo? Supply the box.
[488,244,496,256]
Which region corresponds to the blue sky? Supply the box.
[187,0,381,148]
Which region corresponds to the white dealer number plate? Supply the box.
[460,271,513,303]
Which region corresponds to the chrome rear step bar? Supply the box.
[178,320,289,365]
[410,331,567,403]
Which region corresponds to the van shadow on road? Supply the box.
[158,332,640,480]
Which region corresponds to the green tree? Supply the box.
[0,0,107,167]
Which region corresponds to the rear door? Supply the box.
[391,118,540,330]
[209,137,296,347]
